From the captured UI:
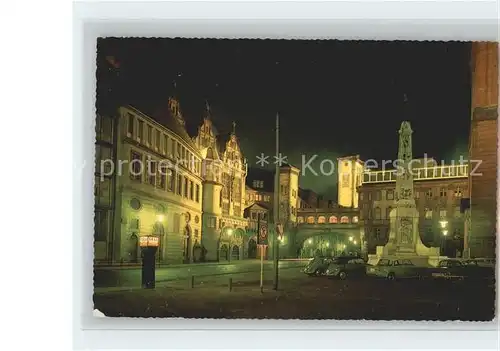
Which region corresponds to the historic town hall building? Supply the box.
[94,97,248,265]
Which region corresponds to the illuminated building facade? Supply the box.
[194,106,248,262]
[110,99,204,265]
[337,155,364,209]
[243,165,300,258]
[358,161,469,256]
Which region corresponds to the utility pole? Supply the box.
[273,113,280,290]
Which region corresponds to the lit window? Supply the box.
[128,113,134,136]
[318,216,326,224]
[147,125,153,145]
[386,190,394,200]
[340,216,349,224]
[306,216,315,224]
[329,216,338,224]
[130,151,142,181]
[158,164,167,189]
[297,216,304,223]
[148,159,156,185]
[425,208,432,219]
[352,216,359,223]
[454,187,463,198]
[138,120,144,140]
[439,209,447,218]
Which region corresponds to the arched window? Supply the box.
[328,216,338,224]
[352,216,359,223]
[317,216,326,224]
[297,216,304,223]
[374,207,381,220]
[306,216,315,224]
[340,216,349,224]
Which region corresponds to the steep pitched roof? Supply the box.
[127,98,198,151]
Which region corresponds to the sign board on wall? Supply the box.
[139,236,160,247]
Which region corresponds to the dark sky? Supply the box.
[98,38,472,199]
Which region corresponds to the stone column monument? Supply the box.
[368,121,441,266]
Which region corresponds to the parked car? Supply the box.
[325,257,367,280]
[430,259,467,280]
[366,258,423,280]
[431,259,494,280]
[471,257,496,268]
[303,256,334,276]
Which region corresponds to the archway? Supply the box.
[220,244,229,261]
[128,234,139,263]
[247,238,257,259]
[231,245,240,260]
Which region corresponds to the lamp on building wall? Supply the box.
[439,220,448,229]
[349,236,353,242]
[157,214,165,222]
[440,220,449,256]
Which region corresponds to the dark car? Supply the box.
[303,256,333,276]
[325,257,367,280]
[431,259,494,281]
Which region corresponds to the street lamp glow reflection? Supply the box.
[326,242,329,247]
[353,240,357,245]
[227,228,233,235]
[442,230,448,236]
[349,236,353,242]
[343,244,346,249]
[308,239,312,244]
[439,220,448,229]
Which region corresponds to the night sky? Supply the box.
[98,38,472,199]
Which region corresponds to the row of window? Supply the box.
[252,180,264,189]
[363,165,468,183]
[130,150,201,203]
[361,187,464,201]
[127,113,202,176]
[361,206,461,220]
[247,193,272,203]
[297,215,359,224]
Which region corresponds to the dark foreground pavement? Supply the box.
[94,267,496,320]
[94,259,305,288]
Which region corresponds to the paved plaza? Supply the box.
[94,262,495,320]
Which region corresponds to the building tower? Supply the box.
[337,155,364,208]
[467,42,498,258]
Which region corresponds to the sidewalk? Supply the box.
[94,258,309,270]
[94,259,261,270]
